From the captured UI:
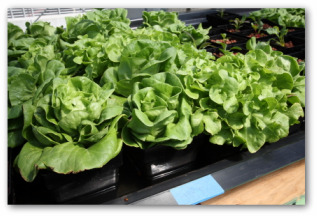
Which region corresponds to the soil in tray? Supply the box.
[209,33,247,49]
[230,29,274,42]
[210,38,237,44]
[272,41,295,49]
[215,24,251,33]
[226,28,245,33]
[206,46,248,58]
[262,23,273,29]
[247,32,269,39]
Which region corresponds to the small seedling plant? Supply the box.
[218,8,225,18]
[251,17,264,34]
[229,15,247,31]
[218,42,242,56]
[211,33,236,44]
[266,26,288,47]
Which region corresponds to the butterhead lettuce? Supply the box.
[15,77,124,181]
[122,72,195,150]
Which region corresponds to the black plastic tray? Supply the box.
[105,129,305,205]
[8,152,123,204]
[123,140,201,184]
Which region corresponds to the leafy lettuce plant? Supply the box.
[8,22,66,148]
[193,38,305,153]
[100,39,178,97]
[62,34,113,79]
[62,8,131,43]
[15,77,125,182]
[122,72,195,150]
[249,8,305,28]
[141,10,210,47]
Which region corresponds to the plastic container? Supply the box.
[124,141,201,184]
[195,134,242,167]
[40,153,123,204]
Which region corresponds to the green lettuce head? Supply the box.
[122,72,194,150]
[100,39,178,97]
[141,10,211,47]
[16,76,124,182]
[195,42,305,153]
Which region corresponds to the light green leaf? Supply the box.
[39,128,122,174]
[203,112,221,135]
[16,142,44,182]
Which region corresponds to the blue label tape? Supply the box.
[170,174,224,205]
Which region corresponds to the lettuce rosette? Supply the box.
[15,76,125,182]
[62,8,131,43]
[101,39,178,97]
[122,72,195,150]
[8,22,67,149]
[141,10,210,47]
[194,41,305,153]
